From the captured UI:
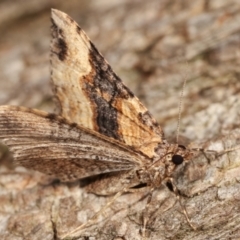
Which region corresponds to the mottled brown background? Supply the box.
[0,1,240,240]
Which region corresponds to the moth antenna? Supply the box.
[176,62,189,144]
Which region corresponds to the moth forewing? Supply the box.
[50,9,164,160]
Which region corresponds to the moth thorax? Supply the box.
[136,167,161,185]
[151,167,165,186]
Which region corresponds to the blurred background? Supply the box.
[0,1,240,239]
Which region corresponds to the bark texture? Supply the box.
[0,0,240,239]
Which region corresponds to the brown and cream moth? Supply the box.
[0,9,195,192]
[0,9,198,238]
[1,9,239,239]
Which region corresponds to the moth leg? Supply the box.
[191,145,240,156]
[62,171,145,238]
[167,178,196,230]
[215,145,240,157]
[190,145,240,164]
[61,187,130,239]
[140,187,154,239]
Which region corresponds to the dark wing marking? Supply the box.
[50,9,164,159]
[0,106,143,182]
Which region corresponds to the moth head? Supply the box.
[163,144,192,176]
[171,144,186,165]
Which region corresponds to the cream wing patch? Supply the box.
[51,9,94,130]
[51,9,164,159]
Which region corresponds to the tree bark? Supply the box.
[0,1,240,239]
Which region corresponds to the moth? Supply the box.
[0,9,197,238]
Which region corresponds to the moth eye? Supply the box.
[172,154,184,165]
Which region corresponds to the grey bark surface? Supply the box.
[0,1,240,240]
